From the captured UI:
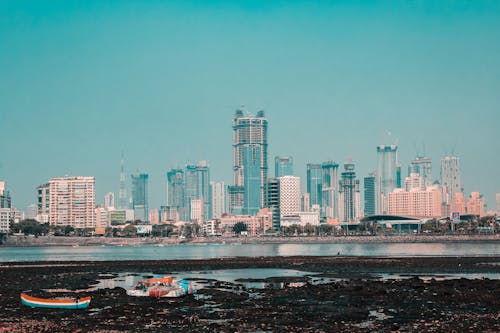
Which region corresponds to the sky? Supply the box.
[1,0,499,212]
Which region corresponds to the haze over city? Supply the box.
[1,0,499,211]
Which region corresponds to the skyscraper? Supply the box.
[49,176,96,228]
[409,157,433,188]
[363,173,376,216]
[184,161,211,222]
[265,178,280,229]
[338,163,360,222]
[131,173,149,221]
[275,156,293,177]
[441,156,463,204]
[306,163,322,210]
[232,110,268,209]
[496,193,500,213]
[376,144,398,214]
[279,176,301,217]
[210,181,226,219]
[321,161,339,218]
[166,168,185,221]
[243,146,261,215]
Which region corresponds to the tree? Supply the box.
[122,225,137,238]
[10,219,49,237]
[233,222,248,235]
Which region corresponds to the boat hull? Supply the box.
[20,293,91,309]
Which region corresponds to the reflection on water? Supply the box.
[1,242,500,262]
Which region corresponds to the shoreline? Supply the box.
[2,233,499,247]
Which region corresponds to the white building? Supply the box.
[0,208,14,233]
[104,192,115,210]
[48,176,96,228]
[280,211,320,227]
[190,198,204,223]
[210,181,226,219]
[95,207,111,228]
[279,176,301,217]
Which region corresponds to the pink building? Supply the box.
[388,185,442,218]
[149,209,159,225]
[466,192,484,216]
[450,192,467,216]
[217,208,273,236]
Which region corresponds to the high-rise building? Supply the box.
[388,185,442,218]
[363,173,376,216]
[396,163,402,188]
[118,153,127,209]
[321,161,339,218]
[450,192,467,216]
[36,183,50,222]
[104,192,115,209]
[338,163,361,222]
[376,144,398,214]
[279,176,301,217]
[131,173,149,221]
[301,193,311,212]
[184,161,210,221]
[409,157,432,188]
[48,176,95,228]
[441,156,463,204]
[306,163,322,210]
[210,181,226,219]
[232,110,268,208]
[190,199,203,224]
[275,156,293,177]
[166,168,185,220]
[265,178,280,229]
[243,146,261,215]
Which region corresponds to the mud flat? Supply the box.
[1,256,499,332]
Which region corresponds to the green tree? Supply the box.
[122,225,137,238]
[233,222,248,234]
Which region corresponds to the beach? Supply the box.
[1,256,499,332]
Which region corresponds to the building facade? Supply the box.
[363,173,376,216]
[131,173,149,221]
[279,176,301,217]
[265,178,280,230]
[243,146,261,215]
[376,144,398,214]
[166,168,185,221]
[388,185,442,218]
[48,176,96,228]
[441,156,463,204]
[210,181,226,219]
[338,163,361,222]
[184,161,210,221]
[306,163,322,210]
[409,157,432,188]
[232,110,268,209]
[104,192,115,210]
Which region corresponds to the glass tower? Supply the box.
[306,163,322,209]
[275,156,293,177]
[131,173,148,222]
[321,161,339,218]
[338,163,360,222]
[363,173,376,216]
[376,144,398,214]
[243,146,261,215]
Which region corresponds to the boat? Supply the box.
[126,276,195,298]
[20,293,91,309]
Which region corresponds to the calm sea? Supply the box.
[1,242,499,262]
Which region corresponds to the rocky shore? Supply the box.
[3,233,499,247]
[1,256,499,332]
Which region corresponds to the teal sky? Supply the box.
[1,0,499,212]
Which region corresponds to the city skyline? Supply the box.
[1,1,499,212]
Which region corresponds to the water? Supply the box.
[1,242,500,262]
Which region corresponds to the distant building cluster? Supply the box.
[1,110,497,235]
